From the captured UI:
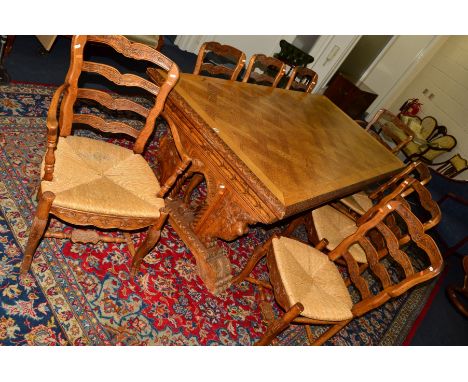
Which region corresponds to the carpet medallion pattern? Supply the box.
[0,83,436,345]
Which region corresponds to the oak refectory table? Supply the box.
[148,68,404,294]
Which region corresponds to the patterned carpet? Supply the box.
[0,82,438,345]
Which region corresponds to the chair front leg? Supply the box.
[311,319,352,346]
[304,213,321,245]
[231,235,277,285]
[255,303,304,346]
[183,173,204,205]
[20,191,55,275]
[130,210,169,277]
[281,213,306,237]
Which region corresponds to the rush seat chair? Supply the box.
[233,198,443,345]
[20,35,191,277]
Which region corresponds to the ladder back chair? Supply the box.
[316,178,440,263]
[285,176,441,264]
[233,199,444,345]
[20,35,191,277]
[339,161,431,216]
[285,66,318,93]
[364,109,414,156]
[193,41,246,81]
[242,54,286,88]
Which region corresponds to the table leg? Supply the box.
[166,198,233,294]
[159,133,257,294]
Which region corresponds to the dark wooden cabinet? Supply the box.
[324,72,378,119]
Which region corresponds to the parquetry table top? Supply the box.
[150,70,404,214]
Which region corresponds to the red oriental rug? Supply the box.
[0,83,437,345]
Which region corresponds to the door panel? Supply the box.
[308,35,361,92]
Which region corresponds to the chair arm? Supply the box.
[354,119,367,128]
[42,84,68,181]
[390,133,414,154]
[161,111,190,163]
[314,238,329,251]
[156,111,192,198]
[368,161,423,201]
[425,141,453,152]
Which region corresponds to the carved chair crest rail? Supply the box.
[285,66,318,93]
[193,41,246,81]
[242,54,286,88]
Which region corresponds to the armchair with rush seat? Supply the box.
[233,187,443,345]
[20,35,191,277]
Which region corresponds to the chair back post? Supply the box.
[59,35,87,137]
[134,62,179,153]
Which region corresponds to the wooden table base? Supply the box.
[166,198,233,294]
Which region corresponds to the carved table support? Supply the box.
[158,130,260,294]
[166,198,234,294]
[193,185,256,245]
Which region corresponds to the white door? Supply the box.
[308,35,361,92]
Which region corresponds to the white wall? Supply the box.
[361,35,445,118]
[390,36,468,180]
